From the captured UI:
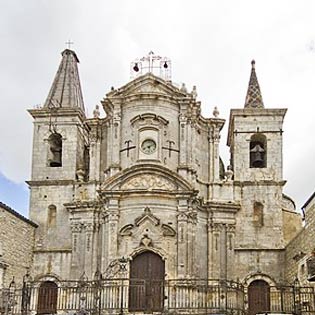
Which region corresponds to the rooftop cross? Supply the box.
[65,40,74,49]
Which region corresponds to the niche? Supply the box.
[253,201,264,227]
[47,204,57,228]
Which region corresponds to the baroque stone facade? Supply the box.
[3,49,314,314]
[26,50,305,284]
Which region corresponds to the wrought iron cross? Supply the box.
[162,140,179,157]
[120,140,136,157]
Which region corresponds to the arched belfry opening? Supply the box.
[250,133,266,168]
[248,280,270,315]
[48,133,62,167]
[37,281,58,314]
[129,251,165,312]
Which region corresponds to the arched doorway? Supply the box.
[248,280,270,315]
[129,251,165,312]
[37,281,58,314]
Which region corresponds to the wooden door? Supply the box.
[129,251,165,312]
[248,280,270,315]
[37,281,58,314]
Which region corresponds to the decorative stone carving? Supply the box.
[70,223,82,233]
[140,234,152,247]
[135,207,160,226]
[121,175,176,191]
[93,105,100,118]
[120,224,134,236]
[162,224,176,237]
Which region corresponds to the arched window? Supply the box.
[47,205,57,228]
[253,202,264,227]
[48,133,62,167]
[250,134,266,168]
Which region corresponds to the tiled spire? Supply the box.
[244,60,264,109]
[44,49,85,112]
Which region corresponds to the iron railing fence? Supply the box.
[0,278,315,315]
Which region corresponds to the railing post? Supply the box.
[5,278,16,315]
[118,257,128,315]
[293,278,301,315]
[93,269,102,315]
[21,271,32,315]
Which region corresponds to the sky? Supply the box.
[0,0,314,217]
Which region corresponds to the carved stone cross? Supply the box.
[162,140,179,157]
[120,140,136,157]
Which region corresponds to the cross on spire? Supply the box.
[65,40,74,50]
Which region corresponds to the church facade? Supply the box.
[3,49,315,315]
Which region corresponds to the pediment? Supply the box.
[100,164,195,193]
[107,73,187,99]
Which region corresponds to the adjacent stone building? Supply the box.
[0,202,37,288]
[286,192,315,285]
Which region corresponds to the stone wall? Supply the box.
[0,202,36,287]
[285,193,315,285]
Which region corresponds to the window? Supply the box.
[48,133,62,167]
[250,134,266,168]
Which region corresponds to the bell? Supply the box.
[50,147,62,167]
[133,63,139,72]
[163,61,168,69]
[250,144,264,168]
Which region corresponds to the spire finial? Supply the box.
[244,60,264,109]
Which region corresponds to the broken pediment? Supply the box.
[162,224,176,237]
[119,224,134,236]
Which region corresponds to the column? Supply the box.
[177,199,188,278]
[89,121,101,181]
[70,222,83,278]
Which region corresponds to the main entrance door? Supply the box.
[129,251,165,312]
[248,280,270,315]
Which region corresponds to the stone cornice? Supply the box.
[234,248,285,252]
[233,180,286,187]
[27,180,75,186]
[33,248,72,253]
[28,107,86,122]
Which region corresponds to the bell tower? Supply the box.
[27,49,89,259]
[227,60,286,183]
[227,60,287,252]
